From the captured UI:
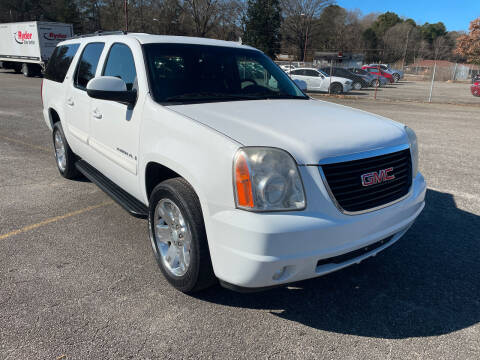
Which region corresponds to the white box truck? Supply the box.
[0,21,73,77]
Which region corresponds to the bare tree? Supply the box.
[184,0,223,37]
[281,0,333,60]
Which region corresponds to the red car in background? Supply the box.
[361,65,395,83]
[472,82,480,97]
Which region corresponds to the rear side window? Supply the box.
[74,42,105,90]
[44,43,80,83]
[305,70,319,77]
[102,43,137,90]
[291,69,305,75]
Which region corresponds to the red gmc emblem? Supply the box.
[361,167,395,187]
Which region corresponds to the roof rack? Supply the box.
[71,30,127,39]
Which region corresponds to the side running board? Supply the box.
[75,160,148,218]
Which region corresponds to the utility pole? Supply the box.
[124,0,129,32]
[401,27,411,71]
[301,13,308,63]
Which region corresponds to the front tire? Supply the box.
[52,122,79,179]
[148,178,216,293]
[393,73,400,82]
[330,83,343,94]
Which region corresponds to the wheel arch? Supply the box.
[49,107,61,129]
[145,161,183,201]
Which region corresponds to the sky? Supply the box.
[336,0,480,32]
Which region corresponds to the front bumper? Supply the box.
[207,171,426,290]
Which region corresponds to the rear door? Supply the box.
[64,42,105,152]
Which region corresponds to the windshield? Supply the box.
[143,43,307,104]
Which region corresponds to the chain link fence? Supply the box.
[276,51,480,105]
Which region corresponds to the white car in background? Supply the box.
[279,64,296,72]
[287,68,352,94]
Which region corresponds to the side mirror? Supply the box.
[86,76,137,105]
[293,79,307,92]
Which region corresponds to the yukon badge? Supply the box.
[361,167,395,187]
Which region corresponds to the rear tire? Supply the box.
[52,122,79,179]
[22,63,32,77]
[371,79,380,87]
[148,178,216,293]
[393,73,400,82]
[353,81,362,90]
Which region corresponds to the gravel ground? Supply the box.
[1,69,479,359]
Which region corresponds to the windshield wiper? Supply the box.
[165,92,307,103]
[165,92,255,103]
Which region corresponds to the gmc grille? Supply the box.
[321,149,412,213]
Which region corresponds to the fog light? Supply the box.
[272,267,287,280]
[272,265,295,281]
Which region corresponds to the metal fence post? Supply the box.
[328,59,333,95]
[428,61,437,103]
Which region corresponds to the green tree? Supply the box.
[420,22,447,44]
[243,0,282,58]
[362,27,378,62]
[371,11,402,37]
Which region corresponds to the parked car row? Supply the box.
[285,65,396,94]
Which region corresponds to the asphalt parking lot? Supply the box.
[1,69,479,359]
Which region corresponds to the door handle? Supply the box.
[66,97,74,106]
[92,109,102,119]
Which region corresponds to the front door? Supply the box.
[88,41,142,197]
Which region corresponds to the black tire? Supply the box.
[353,81,362,90]
[22,63,32,77]
[393,73,400,82]
[13,64,22,74]
[371,79,380,87]
[330,83,343,94]
[52,122,79,179]
[148,178,216,293]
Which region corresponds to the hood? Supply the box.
[167,99,408,164]
[329,76,351,84]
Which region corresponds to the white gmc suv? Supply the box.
[42,33,426,293]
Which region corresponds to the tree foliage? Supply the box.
[455,17,480,64]
[243,0,282,58]
[0,1,471,63]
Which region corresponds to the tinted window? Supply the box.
[290,69,302,75]
[44,44,80,83]
[143,43,306,103]
[102,43,137,90]
[75,42,104,89]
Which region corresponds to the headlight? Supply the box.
[405,126,418,176]
[233,147,306,211]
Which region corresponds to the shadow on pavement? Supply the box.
[197,189,480,339]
